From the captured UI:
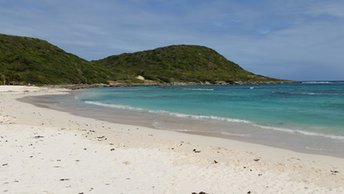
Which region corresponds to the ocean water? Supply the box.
[75,82,344,139]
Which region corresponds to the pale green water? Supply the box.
[76,82,344,138]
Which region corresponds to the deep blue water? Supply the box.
[76,82,344,138]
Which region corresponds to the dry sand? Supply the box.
[0,86,343,194]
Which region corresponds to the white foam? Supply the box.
[149,110,252,124]
[220,132,251,137]
[84,101,144,111]
[182,88,214,91]
[302,92,317,95]
[83,100,344,140]
[84,101,251,124]
[302,81,331,84]
[252,124,344,140]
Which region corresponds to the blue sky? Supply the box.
[0,0,343,80]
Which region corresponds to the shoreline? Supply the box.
[36,80,295,90]
[1,86,344,193]
[22,90,344,159]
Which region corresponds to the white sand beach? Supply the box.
[0,86,344,194]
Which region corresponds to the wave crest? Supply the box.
[83,100,344,140]
[182,88,214,91]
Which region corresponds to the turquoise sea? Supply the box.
[76,82,344,139]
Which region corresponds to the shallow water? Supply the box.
[77,82,344,138]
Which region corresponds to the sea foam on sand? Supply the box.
[0,86,343,194]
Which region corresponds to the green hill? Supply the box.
[0,34,109,85]
[94,45,278,84]
[0,34,281,85]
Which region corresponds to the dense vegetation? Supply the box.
[0,34,280,85]
[94,45,277,83]
[0,34,109,85]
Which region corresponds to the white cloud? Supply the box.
[0,0,343,80]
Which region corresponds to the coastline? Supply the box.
[41,79,294,90]
[23,90,344,158]
[1,86,344,193]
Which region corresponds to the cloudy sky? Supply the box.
[1,0,343,80]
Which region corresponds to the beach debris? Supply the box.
[247,191,251,194]
[33,135,44,139]
[214,160,218,164]
[191,192,208,194]
[331,170,339,175]
[59,178,70,181]
[258,173,263,176]
[2,163,8,167]
[193,149,201,153]
[253,158,260,162]
[110,148,115,151]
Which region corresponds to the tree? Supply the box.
[0,74,5,85]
